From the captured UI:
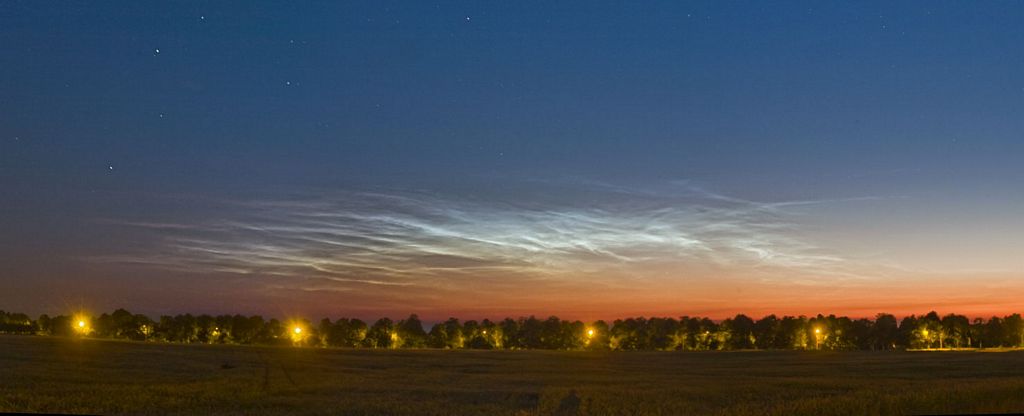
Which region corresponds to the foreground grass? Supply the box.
[3,335,1024,415]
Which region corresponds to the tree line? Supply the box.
[3,309,1024,350]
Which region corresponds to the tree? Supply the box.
[941,314,970,349]
[428,318,463,349]
[723,314,755,349]
[1002,314,1024,347]
[321,318,367,347]
[870,314,899,350]
[518,316,544,349]
[396,314,427,348]
[897,315,919,349]
[364,318,395,348]
[780,316,808,349]
[499,318,520,349]
[753,315,780,349]
[13,307,1024,351]
[609,318,644,350]
[645,317,681,350]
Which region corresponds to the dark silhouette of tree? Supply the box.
[941,314,970,349]
[643,317,680,350]
[518,316,544,349]
[36,314,52,335]
[0,310,34,334]
[869,314,899,350]
[609,317,644,350]
[780,316,808,349]
[49,315,74,337]
[848,318,873,350]
[396,314,427,348]
[428,318,463,349]
[364,318,395,348]
[259,318,286,345]
[1003,313,1023,347]
[981,316,1004,347]
[499,318,520,349]
[723,314,755,349]
[229,315,264,344]
[331,318,368,347]
[753,315,780,349]
[540,316,568,349]
[897,315,919,348]
[12,308,1024,352]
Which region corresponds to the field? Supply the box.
[3,335,1024,415]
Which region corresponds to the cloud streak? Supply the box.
[88,182,890,305]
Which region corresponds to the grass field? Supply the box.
[3,335,1024,415]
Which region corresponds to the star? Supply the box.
[199,15,205,21]
[285,81,292,86]
[108,165,114,171]
[153,48,161,55]
[465,16,471,22]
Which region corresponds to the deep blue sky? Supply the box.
[2,2,1023,319]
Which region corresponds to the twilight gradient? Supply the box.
[2,2,1023,320]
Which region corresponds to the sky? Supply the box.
[2,1,1023,321]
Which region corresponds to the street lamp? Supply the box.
[289,323,306,344]
[72,315,90,336]
[814,328,822,349]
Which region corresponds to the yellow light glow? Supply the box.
[922,329,929,337]
[482,330,487,335]
[587,329,595,338]
[288,321,307,344]
[72,315,91,335]
[814,328,821,334]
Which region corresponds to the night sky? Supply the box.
[2,2,1023,321]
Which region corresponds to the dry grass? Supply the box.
[3,335,1024,415]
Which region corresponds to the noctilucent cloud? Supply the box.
[2,2,1023,320]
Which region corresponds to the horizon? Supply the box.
[10,306,1024,327]
[3,2,1024,320]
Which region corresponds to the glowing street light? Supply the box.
[587,329,595,338]
[72,315,91,336]
[288,322,306,344]
[814,327,822,349]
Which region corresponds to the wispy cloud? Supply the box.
[87,182,891,298]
